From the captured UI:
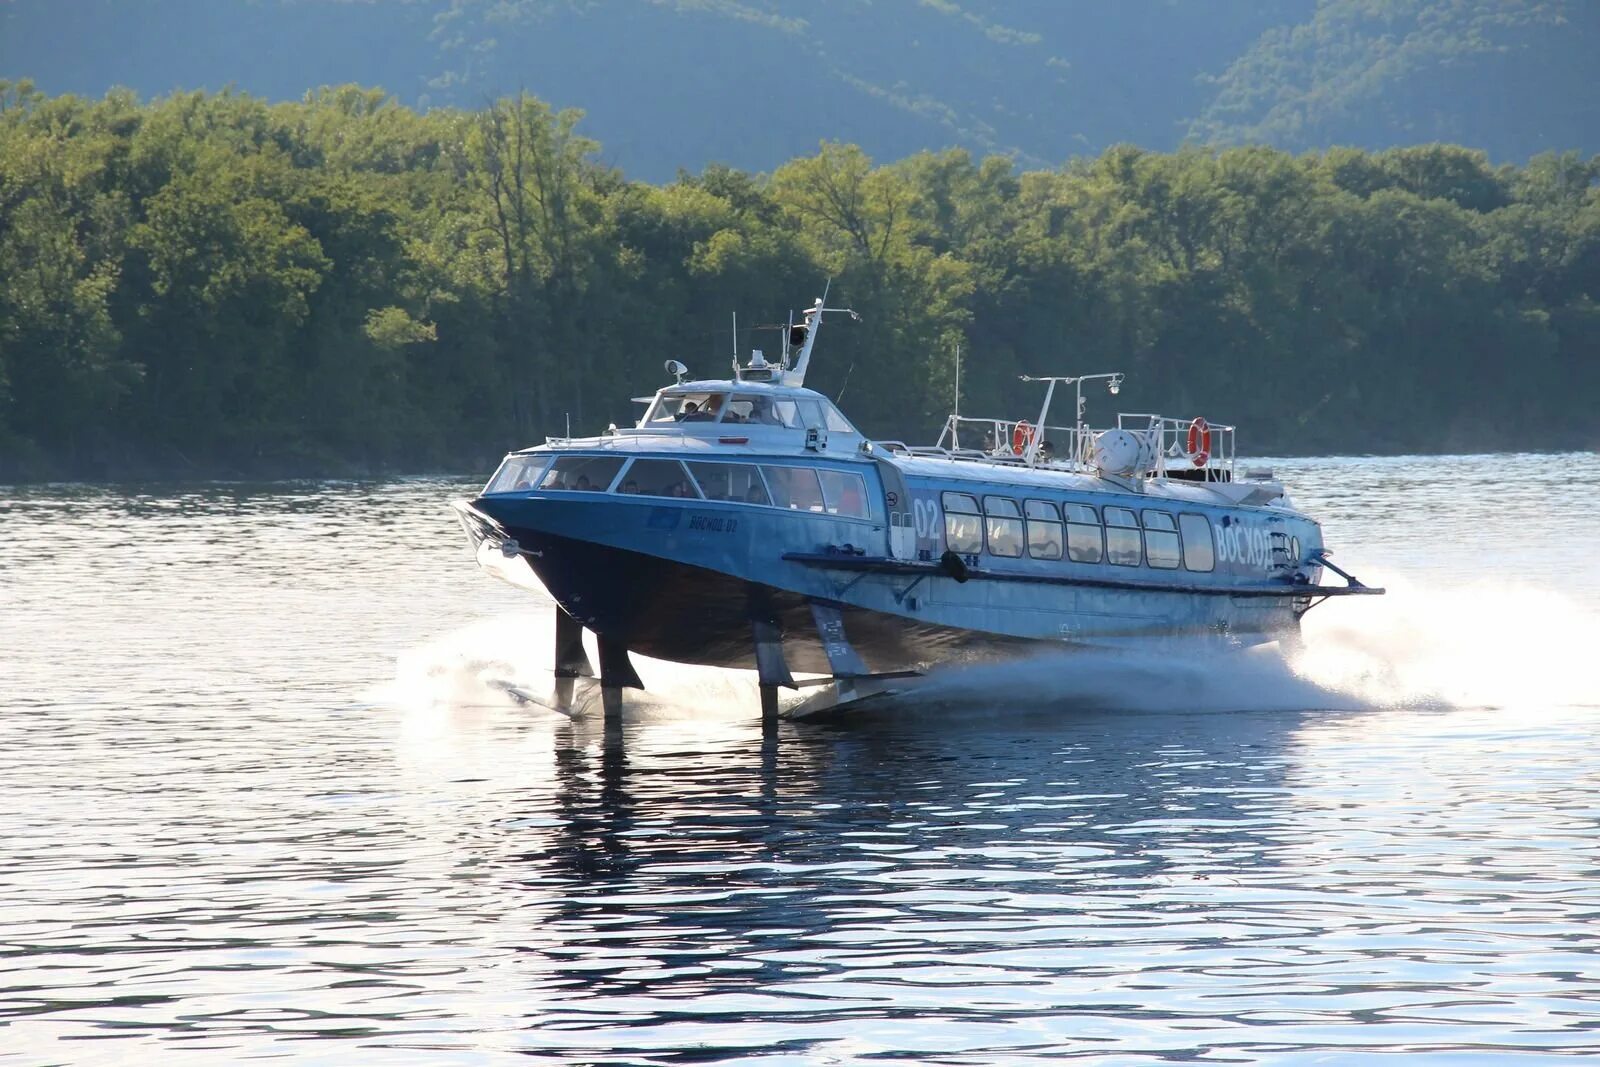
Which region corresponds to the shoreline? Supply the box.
[4,445,1595,491]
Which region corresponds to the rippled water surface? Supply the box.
[3,454,1599,1064]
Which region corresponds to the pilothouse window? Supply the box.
[725,395,799,427]
[796,398,826,430]
[644,393,727,424]
[823,403,855,433]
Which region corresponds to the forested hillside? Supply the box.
[3,1,1596,179]
[1194,0,1600,158]
[1,82,1596,480]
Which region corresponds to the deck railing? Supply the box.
[884,412,1237,482]
[1115,414,1236,480]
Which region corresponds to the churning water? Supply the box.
[2,453,1598,1064]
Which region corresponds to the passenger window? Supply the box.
[1063,502,1103,564]
[1025,499,1063,560]
[1271,531,1290,568]
[1290,535,1301,565]
[688,462,769,504]
[818,470,870,518]
[1180,514,1215,572]
[615,458,698,498]
[942,492,983,555]
[1142,510,1181,569]
[763,466,826,511]
[1103,506,1142,566]
[486,455,548,493]
[539,456,624,492]
[983,496,1024,558]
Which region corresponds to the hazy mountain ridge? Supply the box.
[1192,0,1600,158]
[1,0,1593,179]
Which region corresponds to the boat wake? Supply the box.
[377,609,761,722]
[1292,572,1600,712]
[379,574,1597,721]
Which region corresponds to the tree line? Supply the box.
[1,80,1596,481]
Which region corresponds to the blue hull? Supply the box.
[463,489,1329,674]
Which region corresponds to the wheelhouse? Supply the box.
[634,382,859,439]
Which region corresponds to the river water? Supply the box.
[2,453,1598,1064]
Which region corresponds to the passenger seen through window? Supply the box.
[643,393,727,425]
[1025,499,1063,560]
[689,462,769,504]
[724,395,801,428]
[818,470,870,518]
[619,458,700,498]
[942,492,983,555]
[1064,503,1103,563]
[983,497,1024,558]
[539,456,624,492]
[763,466,825,511]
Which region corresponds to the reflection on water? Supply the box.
[2,456,1599,1064]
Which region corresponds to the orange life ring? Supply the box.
[1187,416,1211,467]
[1011,420,1035,455]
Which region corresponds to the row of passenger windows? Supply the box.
[942,492,1217,572]
[487,454,872,518]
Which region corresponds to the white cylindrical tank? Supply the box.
[1093,429,1147,476]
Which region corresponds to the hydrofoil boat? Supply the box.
[453,292,1382,717]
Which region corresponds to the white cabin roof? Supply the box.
[659,379,827,398]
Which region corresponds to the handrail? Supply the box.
[913,410,1239,482]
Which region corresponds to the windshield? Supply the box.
[643,392,727,425]
[724,394,799,427]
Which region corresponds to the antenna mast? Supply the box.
[788,280,859,388]
[952,341,961,450]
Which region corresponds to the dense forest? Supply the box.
[5,1,1596,179]
[0,81,1597,480]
